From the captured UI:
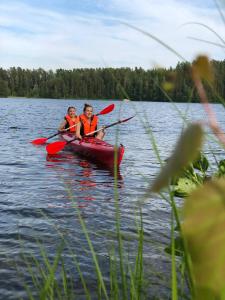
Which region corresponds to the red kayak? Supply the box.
[61,133,125,168]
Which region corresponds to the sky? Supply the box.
[0,0,224,70]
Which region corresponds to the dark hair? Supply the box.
[83,103,93,113]
[67,106,76,113]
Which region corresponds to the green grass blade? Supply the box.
[181,22,225,45]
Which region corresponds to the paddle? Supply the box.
[46,115,135,155]
[31,103,115,145]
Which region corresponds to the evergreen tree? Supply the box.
[0,60,224,101]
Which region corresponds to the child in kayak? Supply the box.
[58,106,80,134]
[76,103,105,140]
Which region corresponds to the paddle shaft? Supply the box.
[49,123,78,139]
[32,103,114,144]
[47,111,104,139]
[87,119,127,135]
[52,111,108,138]
[66,116,135,145]
[46,115,134,155]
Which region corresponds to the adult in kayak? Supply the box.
[58,106,80,134]
[76,103,105,140]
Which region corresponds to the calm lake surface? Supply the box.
[0,98,224,299]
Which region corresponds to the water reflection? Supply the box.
[45,152,123,209]
[46,152,75,163]
[77,160,96,192]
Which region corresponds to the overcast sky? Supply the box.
[0,0,224,70]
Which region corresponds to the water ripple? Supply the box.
[0,98,224,299]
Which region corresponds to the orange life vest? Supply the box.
[65,115,79,132]
[79,114,98,136]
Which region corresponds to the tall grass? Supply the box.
[17,191,146,299]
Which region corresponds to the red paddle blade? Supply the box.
[31,137,48,145]
[98,104,114,115]
[46,141,67,155]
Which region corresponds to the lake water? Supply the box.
[0,98,224,299]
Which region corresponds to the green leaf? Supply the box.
[193,153,209,172]
[218,159,225,176]
[182,177,225,297]
[164,236,184,257]
[171,164,195,185]
[151,123,204,192]
[174,178,197,198]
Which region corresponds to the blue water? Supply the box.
[0,98,224,299]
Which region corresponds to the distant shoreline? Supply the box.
[0,62,224,102]
[1,97,223,105]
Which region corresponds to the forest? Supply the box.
[0,60,224,101]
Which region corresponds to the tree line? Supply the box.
[0,60,224,102]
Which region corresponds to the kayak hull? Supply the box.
[61,134,125,168]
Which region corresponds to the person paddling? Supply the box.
[76,103,105,140]
[58,106,79,134]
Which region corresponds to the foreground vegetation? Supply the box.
[0,60,225,101]
[11,3,225,298]
[14,55,225,300]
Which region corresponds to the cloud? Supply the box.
[0,0,224,70]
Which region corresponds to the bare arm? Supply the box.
[58,120,67,131]
[76,122,82,139]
